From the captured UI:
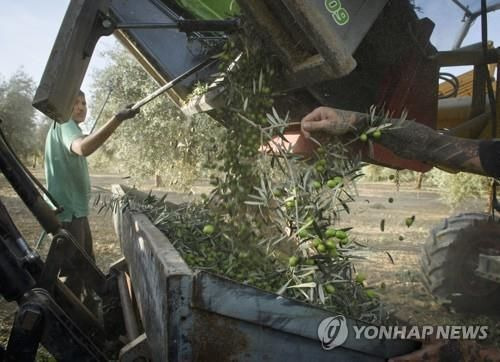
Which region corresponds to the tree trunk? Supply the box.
[416,172,424,190]
[487,179,496,213]
[155,173,162,187]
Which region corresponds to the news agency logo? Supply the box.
[317,315,489,350]
[317,315,349,350]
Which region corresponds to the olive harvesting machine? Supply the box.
[0,0,500,360]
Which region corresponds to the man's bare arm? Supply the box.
[71,107,138,157]
[72,116,121,157]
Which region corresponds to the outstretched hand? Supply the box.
[301,106,359,139]
[115,104,140,122]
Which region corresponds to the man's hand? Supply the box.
[72,105,139,157]
[115,104,140,123]
[301,107,363,139]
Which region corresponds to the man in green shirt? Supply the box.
[45,90,138,300]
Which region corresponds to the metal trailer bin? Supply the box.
[112,185,419,361]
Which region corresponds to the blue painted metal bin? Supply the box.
[112,185,419,361]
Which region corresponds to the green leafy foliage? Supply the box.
[88,47,222,188]
[361,165,418,182]
[0,70,48,160]
[426,168,490,207]
[115,30,393,322]
[361,165,490,208]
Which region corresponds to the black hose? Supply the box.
[438,72,459,99]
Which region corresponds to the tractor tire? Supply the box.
[420,213,500,314]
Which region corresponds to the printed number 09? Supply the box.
[333,8,349,25]
[324,0,350,26]
[325,0,341,12]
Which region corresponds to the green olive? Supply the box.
[326,179,338,188]
[325,228,336,238]
[288,256,299,267]
[325,284,335,294]
[315,164,325,173]
[298,229,309,238]
[305,258,316,266]
[335,230,347,240]
[203,224,215,235]
[366,289,376,298]
[325,238,336,249]
[355,273,366,284]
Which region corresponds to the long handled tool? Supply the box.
[131,57,218,111]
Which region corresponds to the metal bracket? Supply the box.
[39,230,107,296]
[119,333,151,362]
[84,11,115,58]
[104,17,240,33]
[6,304,44,361]
[5,289,110,361]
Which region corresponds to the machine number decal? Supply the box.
[324,0,350,26]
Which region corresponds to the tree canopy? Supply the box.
[0,70,42,160]
[88,46,220,188]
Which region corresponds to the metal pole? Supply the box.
[115,23,180,29]
[117,272,140,342]
[451,0,500,49]
[35,231,47,250]
[115,19,240,33]
[452,16,474,50]
[450,0,472,16]
[90,86,113,134]
[481,0,497,139]
[470,3,500,17]
[131,57,218,111]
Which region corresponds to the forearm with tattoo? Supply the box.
[302,107,486,176]
[331,109,367,134]
[362,116,485,175]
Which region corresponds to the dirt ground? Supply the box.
[0,169,197,352]
[342,182,496,326]
[1,169,499,356]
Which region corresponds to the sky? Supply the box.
[0,0,499,117]
[415,0,500,75]
[0,1,117,117]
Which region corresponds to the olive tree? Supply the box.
[0,70,37,160]
[88,46,221,188]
